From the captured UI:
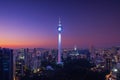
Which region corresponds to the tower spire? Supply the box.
[58,17,62,26]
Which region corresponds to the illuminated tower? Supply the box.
[57,18,63,64]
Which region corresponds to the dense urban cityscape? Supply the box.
[0,0,120,80]
[1,46,120,80]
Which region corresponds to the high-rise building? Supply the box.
[117,69,120,80]
[57,18,63,64]
[105,57,112,71]
[15,48,27,78]
[0,48,2,79]
[0,48,13,80]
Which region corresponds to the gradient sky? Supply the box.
[0,0,120,48]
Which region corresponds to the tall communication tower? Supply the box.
[57,18,63,64]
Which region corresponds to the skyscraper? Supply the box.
[105,57,112,71]
[0,48,13,80]
[57,18,63,64]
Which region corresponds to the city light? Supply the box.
[113,68,118,72]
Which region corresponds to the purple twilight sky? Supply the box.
[0,0,120,48]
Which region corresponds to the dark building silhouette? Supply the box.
[117,69,120,80]
[0,48,13,80]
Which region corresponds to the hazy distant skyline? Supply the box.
[0,0,120,48]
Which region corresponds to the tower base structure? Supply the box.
[56,61,64,67]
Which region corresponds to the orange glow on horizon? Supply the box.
[0,38,58,48]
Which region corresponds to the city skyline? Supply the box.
[0,0,120,48]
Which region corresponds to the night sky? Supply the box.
[0,0,120,48]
